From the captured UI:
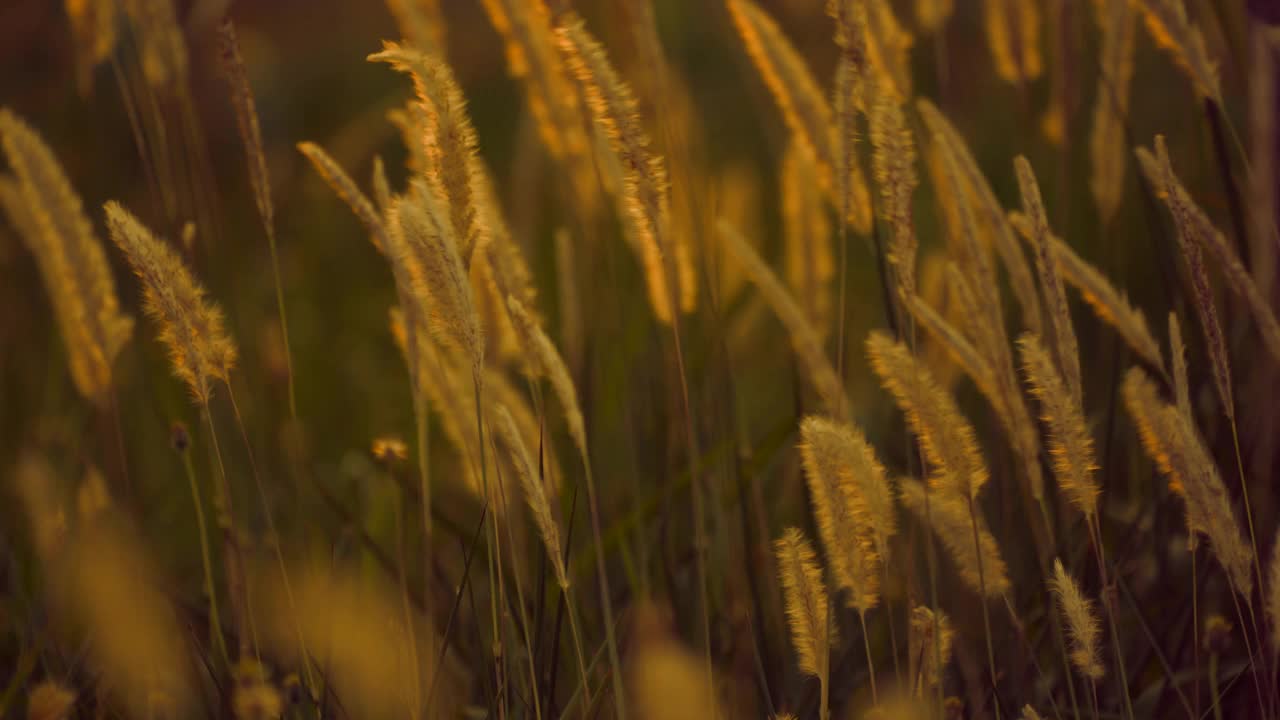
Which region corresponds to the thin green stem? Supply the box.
[490,452,543,720]
[580,457,627,719]
[1089,519,1137,720]
[471,369,508,720]
[1194,548,1201,718]
[1001,595,1066,720]
[858,609,879,706]
[225,383,317,695]
[182,448,228,669]
[562,589,593,720]
[880,563,903,687]
[966,494,1001,720]
[265,235,298,427]
[664,303,710,718]
[392,482,424,720]
[201,404,247,660]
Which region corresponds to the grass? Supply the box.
[2,0,1280,718]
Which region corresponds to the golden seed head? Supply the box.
[105,201,237,405]
[774,526,834,678]
[371,436,409,464]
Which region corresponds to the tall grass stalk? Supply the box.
[470,369,509,719]
[1087,519,1137,720]
[966,494,1002,720]
[492,461,544,720]
[225,382,318,697]
[181,444,228,668]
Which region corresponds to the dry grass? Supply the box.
[5,2,1280,719]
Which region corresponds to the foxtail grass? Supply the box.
[217,19,299,430]
[0,109,134,406]
[1133,0,1220,102]
[775,527,834,720]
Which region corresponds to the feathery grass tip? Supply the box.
[104,202,236,404]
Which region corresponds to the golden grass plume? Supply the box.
[1137,137,1235,419]
[1018,334,1100,519]
[0,110,134,406]
[369,42,484,267]
[508,296,588,462]
[798,415,895,612]
[727,0,872,233]
[1050,558,1105,680]
[393,183,484,371]
[492,401,568,588]
[1147,140,1280,366]
[1014,156,1081,407]
[917,98,1042,337]
[983,0,1042,84]
[1009,209,1164,374]
[774,526,834,678]
[870,86,919,297]
[1089,0,1137,225]
[909,604,955,691]
[479,0,596,209]
[554,13,693,323]
[781,138,835,341]
[867,331,988,499]
[899,477,1010,596]
[104,201,236,404]
[1122,367,1253,596]
[218,20,274,244]
[122,0,189,89]
[904,291,1000,405]
[297,141,391,252]
[726,0,834,192]
[801,415,898,560]
[1134,0,1220,101]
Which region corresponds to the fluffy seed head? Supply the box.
[899,478,1010,597]
[871,87,919,297]
[492,402,568,588]
[1134,0,1220,100]
[798,415,895,612]
[0,109,134,405]
[105,202,236,404]
[1019,334,1100,518]
[1015,156,1081,408]
[909,605,955,689]
[555,14,683,324]
[1051,559,1105,680]
[867,331,988,499]
[1009,210,1164,375]
[774,527,834,678]
[1137,137,1234,419]
[1123,367,1253,596]
[508,296,588,463]
[394,184,484,371]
